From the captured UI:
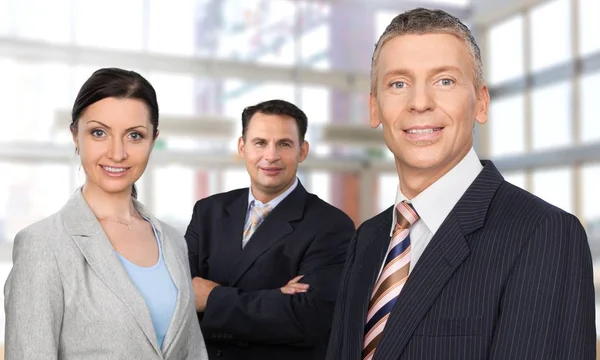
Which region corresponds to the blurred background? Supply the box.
[1,0,600,354]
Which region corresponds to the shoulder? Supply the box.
[491,181,573,229]
[11,211,64,265]
[191,188,247,213]
[305,193,355,229]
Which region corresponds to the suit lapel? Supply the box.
[211,192,248,283]
[62,189,162,356]
[228,184,306,286]
[374,161,505,359]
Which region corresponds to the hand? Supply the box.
[192,277,220,312]
[280,275,309,295]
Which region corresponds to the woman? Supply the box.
[4,68,208,359]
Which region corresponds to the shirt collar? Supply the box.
[248,177,299,210]
[391,147,483,235]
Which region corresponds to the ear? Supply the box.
[475,85,490,125]
[369,92,381,128]
[237,136,246,159]
[71,128,79,154]
[153,129,160,141]
[299,140,309,163]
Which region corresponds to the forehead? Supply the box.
[81,97,151,126]
[377,33,472,76]
[247,112,299,138]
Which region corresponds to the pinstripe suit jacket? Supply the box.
[326,161,596,360]
[4,189,208,359]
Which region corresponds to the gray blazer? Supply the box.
[4,189,208,360]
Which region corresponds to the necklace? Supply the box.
[102,217,133,231]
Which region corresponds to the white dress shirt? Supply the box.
[387,147,483,275]
[244,177,299,244]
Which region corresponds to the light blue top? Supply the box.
[118,219,178,348]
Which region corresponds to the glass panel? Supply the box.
[489,93,526,157]
[149,72,195,116]
[0,162,73,244]
[8,0,71,43]
[222,168,250,193]
[579,0,600,56]
[0,0,9,35]
[152,165,195,234]
[582,164,600,226]
[73,0,143,51]
[531,81,572,151]
[531,167,573,213]
[579,71,600,143]
[530,0,571,72]
[374,10,398,42]
[377,172,397,213]
[309,171,331,204]
[0,60,71,143]
[488,15,524,85]
[502,171,527,190]
[148,0,196,55]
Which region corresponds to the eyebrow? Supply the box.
[250,137,295,144]
[383,66,463,80]
[87,120,148,131]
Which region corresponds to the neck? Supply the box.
[396,149,470,199]
[82,183,137,221]
[251,179,295,204]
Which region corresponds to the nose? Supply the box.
[107,137,127,162]
[408,83,434,113]
[263,143,280,163]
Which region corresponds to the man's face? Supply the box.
[370,33,489,183]
[238,112,309,202]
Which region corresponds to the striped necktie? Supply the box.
[242,202,272,248]
[362,201,419,360]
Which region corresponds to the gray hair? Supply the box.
[371,8,484,95]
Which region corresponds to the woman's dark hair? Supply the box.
[71,67,159,198]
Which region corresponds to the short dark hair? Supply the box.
[71,67,159,198]
[241,99,308,142]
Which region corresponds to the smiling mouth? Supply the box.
[404,127,443,134]
[101,165,130,174]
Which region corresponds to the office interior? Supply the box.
[1,0,599,355]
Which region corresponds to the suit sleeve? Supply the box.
[4,229,63,360]
[488,212,596,360]
[200,215,355,346]
[185,201,209,279]
[325,224,359,360]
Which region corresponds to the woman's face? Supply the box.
[72,97,156,196]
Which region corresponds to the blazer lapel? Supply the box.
[62,189,162,356]
[228,184,306,286]
[374,161,505,359]
[133,201,190,355]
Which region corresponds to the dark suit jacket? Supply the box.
[326,161,596,360]
[185,182,355,360]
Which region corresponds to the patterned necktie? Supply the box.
[242,202,272,248]
[362,201,419,360]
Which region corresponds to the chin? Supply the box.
[96,182,134,195]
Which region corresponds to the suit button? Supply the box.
[216,349,223,357]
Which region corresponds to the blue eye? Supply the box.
[439,79,455,86]
[390,81,406,89]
